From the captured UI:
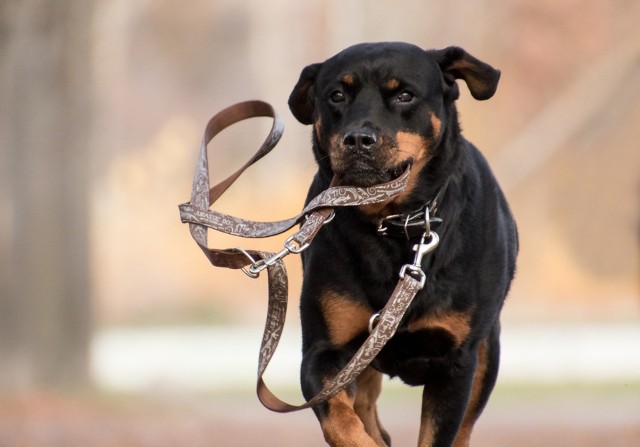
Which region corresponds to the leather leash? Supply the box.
[178,100,438,412]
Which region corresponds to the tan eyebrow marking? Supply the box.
[385,78,400,90]
[341,74,355,86]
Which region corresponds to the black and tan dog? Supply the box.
[289,42,518,447]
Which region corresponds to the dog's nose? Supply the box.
[342,128,378,151]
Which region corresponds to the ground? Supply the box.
[0,383,638,447]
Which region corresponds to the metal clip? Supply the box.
[238,234,311,278]
[368,313,381,334]
[376,212,401,236]
[283,235,311,254]
[422,206,431,236]
[248,247,289,276]
[236,248,261,279]
[376,205,441,239]
[399,231,439,288]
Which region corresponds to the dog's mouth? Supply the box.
[334,157,413,187]
[388,158,413,178]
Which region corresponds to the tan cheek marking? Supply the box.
[355,130,429,217]
[408,311,472,348]
[327,132,344,172]
[321,292,372,346]
[357,132,425,216]
[357,200,393,218]
[396,131,428,162]
[321,390,380,447]
[394,131,430,204]
[430,113,442,140]
[329,132,340,148]
[314,117,322,136]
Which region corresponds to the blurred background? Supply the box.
[1,0,639,445]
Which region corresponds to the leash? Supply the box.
[178,100,439,412]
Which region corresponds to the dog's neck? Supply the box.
[374,180,448,239]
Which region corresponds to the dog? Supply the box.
[288,42,518,447]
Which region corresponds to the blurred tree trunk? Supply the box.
[0,0,93,390]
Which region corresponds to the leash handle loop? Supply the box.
[180,100,284,270]
[243,234,310,278]
[179,101,424,414]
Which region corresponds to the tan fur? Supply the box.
[452,338,489,447]
[430,113,442,141]
[418,398,438,447]
[407,311,472,348]
[321,292,372,346]
[354,367,388,446]
[321,390,381,447]
[385,78,400,90]
[395,131,430,203]
[341,73,355,86]
[357,131,430,217]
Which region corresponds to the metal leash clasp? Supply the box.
[370,227,438,334]
[238,210,334,278]
[399,231,439,289]
[238,236,310,279]
[398,206,439,288]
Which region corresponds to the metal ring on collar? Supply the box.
[368,313,381,334]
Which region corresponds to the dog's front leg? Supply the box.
[320,388,386,447]
[417,334,499,447]
[354,367,391,446]
[302,350,385,447]
[417,354,477,447]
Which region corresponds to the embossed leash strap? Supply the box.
[178,100,410,268]
[178,100,421,413]
[257,274,423,412]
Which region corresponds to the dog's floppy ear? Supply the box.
[434,47,500,101]
[288,63,322,125]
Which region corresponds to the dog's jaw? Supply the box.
[327,142,416,188]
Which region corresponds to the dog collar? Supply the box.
[376,180,448,240]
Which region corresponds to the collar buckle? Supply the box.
[377,205,443,240]
[376,179,448,239]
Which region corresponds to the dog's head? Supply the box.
[289,42,500,205]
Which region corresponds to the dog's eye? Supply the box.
[329,90,346,103]
[396,91,414,103]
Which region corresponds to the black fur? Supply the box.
[289,42,518,447]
